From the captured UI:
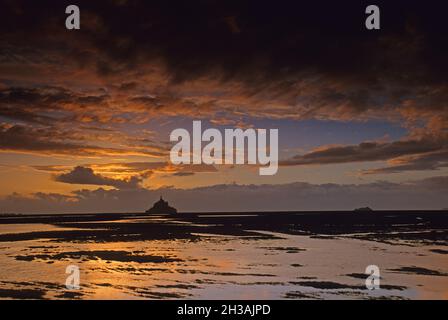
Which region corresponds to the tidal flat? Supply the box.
[0,211,447,300]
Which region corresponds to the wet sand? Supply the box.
[0,211,447,299]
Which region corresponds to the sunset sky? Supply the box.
[0,0,447,213]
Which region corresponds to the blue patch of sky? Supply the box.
[121,116,408,154]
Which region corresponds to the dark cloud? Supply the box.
[0,123,97,155]
[171,172,195,177]
[1,1,447,113]
[54,166,142,189]
[362,149,448,174]
[281,137,447,166]
[0,86,111,124]
[118,81,138,91]
[33,162,217,177]
[0,124,165,157]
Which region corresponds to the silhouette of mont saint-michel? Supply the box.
[146,196,178,215]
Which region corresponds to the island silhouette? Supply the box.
[146,196,178,215]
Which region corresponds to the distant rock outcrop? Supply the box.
[146,197,178,215]
[354,207,373,212]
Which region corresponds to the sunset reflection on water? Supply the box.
[1,214,447,300]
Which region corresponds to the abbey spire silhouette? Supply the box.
[146,196,178,215]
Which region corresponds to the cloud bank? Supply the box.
[1,177,447,214]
